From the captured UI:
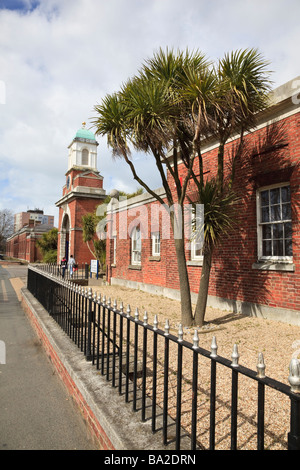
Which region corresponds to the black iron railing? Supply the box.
[35,262,90,280]
[27,265,300,451]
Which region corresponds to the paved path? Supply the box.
[0,263,97,450]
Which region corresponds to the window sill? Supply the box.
[149,256,161,261]
[128,264,142,270]
[187,260,203,267]
[252,260,295,272]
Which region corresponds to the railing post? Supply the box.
[231,344,239,450]
[86,288,93,361]
[152,315,158,433]
[288,358,300,450]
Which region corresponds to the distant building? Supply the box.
[6,209,55,262]
[6,223,55,263]
[14,209,54,232]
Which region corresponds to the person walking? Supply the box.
[61,256,67,278]
[68,255,76,278]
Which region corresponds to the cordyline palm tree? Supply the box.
[92,48,211,326]
[91,47,271,327]
[187,48,272,325]
[82,213,100,258]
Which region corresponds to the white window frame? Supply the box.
[190,205,203,262]
[256,182,293,262]
[191,238,203,261]
[151,231,160,256]
[131,226,141,265]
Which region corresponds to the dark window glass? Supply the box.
[260,185,292,257]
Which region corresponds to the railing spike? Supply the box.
[210,336,218,358]
[192,329,199,349]
[107,297,111,307]
[143,311,148,325]
[113,299,117,310]
[119,301,124,313]
[289,358,300,393]
[153,315,158,331]
[97,293,101,304]
[178,324,183,342]
[256,352,266,378]
[135,308,139,321]
[164,319,170,335]
[231,344,239,367]
[126,305,131,317]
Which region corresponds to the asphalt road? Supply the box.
[0,263,97,450]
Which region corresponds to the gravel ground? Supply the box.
[89,283,300,450]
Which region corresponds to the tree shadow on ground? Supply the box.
[207,311,247,327]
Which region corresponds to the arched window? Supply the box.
[82,149,89,165]
[131,226,141,265]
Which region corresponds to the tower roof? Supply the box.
[74,122,96,141]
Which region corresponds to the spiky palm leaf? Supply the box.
[193,178,238,251]
[92,93,130,158]
[217,48,272,130]
[120,76,176,152]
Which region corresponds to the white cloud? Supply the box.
[0,0,299,226]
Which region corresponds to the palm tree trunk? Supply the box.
[174,237,193,326]
[169,208,193,326]
[86,240,96,259]
[193,248,213,327]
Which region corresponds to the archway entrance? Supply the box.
[60,213,70,261]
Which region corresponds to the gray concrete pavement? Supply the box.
[0,263,97,450]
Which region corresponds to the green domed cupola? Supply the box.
[74,122,96,141]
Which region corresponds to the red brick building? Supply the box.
[105,76,300,325]
[55,124,106,265]
[6,223,53,263]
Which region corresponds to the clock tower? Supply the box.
[56,123,106,264]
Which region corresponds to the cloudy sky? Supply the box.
[0,0,299,226]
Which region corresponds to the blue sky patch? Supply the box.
[0,0,40,12]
